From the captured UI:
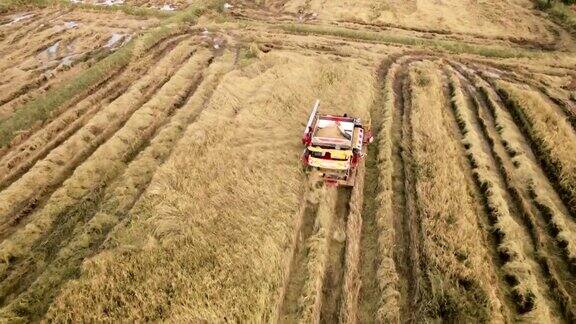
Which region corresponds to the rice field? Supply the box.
[1,0,576,322]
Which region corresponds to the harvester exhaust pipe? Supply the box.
[302,99,320,145]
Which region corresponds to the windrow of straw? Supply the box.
[0,43,134,148]
[0,0,214,148]
[0,52,231,322]
[373,60,402,323]
[0,19,132,115]
[299,188,337,323]
[0,48,212,287]
[0,10,59,51]
[0,36,186,190]
[340,161,365,323]
[43,52,374,321]
[455,70,576,321]
[502,71,576,130]
[495,81,576,217]
[0,40,196,234]
[407,60,505,321]
[468,74,576,275]
[447,69,551,321]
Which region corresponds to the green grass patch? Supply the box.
[276,23,540,59]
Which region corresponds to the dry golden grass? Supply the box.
[407,60,506,321]
[2,0,576,321]
[0,50,232,322]
[0,40,195,232]
[495,81,576,217]
[0,45,209,283]
[0,36,182,189]
[469,75,576,274]
[41,52,373,321]
[279,0,559,43]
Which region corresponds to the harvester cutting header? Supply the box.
[301,100,373,187]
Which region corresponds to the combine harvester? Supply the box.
[302,100,373,187]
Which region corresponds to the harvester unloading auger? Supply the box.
[301,99,373,187]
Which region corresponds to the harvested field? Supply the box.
[1,0,576,322]
[0,8,158,122]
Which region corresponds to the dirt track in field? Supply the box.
[1,0,576,322]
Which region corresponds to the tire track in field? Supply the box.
[444,64,542,319]
[296,187,343,323]
[496,83,576,218]
[277,186,321,322]
[368,55,565,322]
[0,10,67,36]
[0,10,64,56]
[0,43,201,302]
[0,33,189,161]
[355,55,427,323]
[0,21,137,105]
[454,59,576,133]
[0,10,155,125]
[275,125,366,323]
[0,39,195,240]
[0,47,107,112]
[319,187,351,323]
[276,183,353,323]
[492,69,576,132]
[0,66,129,186]
[441,65,515,321]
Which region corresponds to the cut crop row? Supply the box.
[460,72,576,321]
[0,39,196,238]
[447,67,560,321]
[0,36,188,191]
[0,51,226,321]
[494,81,576,217]
[471,74,576,276]
[0,47,212,302]
[0,32,189,162]
[404,60,505,321]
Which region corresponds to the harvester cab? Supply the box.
[301,99,373,187]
